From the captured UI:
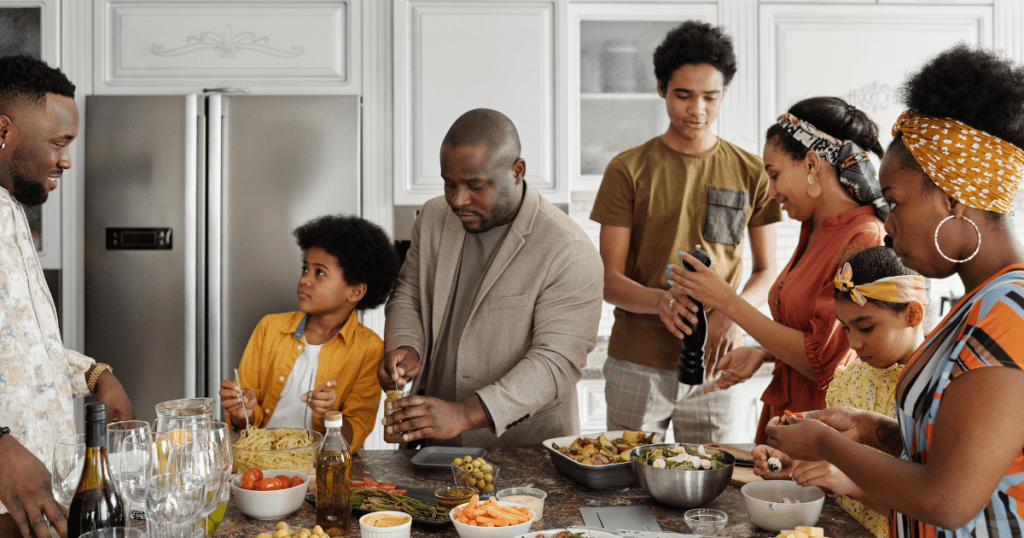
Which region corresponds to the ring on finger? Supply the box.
[668,298,676,308]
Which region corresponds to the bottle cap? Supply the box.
[324,411,343,427]
[85,401,107,423]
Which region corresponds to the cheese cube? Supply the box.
[796,527,825,537]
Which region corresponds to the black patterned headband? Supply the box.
[776,113,888,221]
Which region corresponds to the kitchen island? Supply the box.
[214,448,874,538]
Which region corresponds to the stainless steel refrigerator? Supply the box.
[84,94,361,422]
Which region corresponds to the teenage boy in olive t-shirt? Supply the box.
[590,21,781,444]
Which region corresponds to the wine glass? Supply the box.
[51,433,85,507]
[184,422,232,535]
[106,420,151,493]
[169,441,220,536]
[119,432,171,520]
[146,472,205,538]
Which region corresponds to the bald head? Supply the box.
[441,108,521,168]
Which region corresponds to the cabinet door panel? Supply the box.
[394,1,558,206]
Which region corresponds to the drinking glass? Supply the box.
[51,433,85,507]
[146,472,205,538]
[169,441,220,536]
[79,527,145,538]
[183,422,232,535]
[119,432,172,520]
[106,420,151,490]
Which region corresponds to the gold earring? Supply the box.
[806,174,821,198]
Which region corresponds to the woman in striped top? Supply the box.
[763,44,1024,538]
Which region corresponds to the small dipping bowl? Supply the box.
[435,486,476,509]
[495,487,547,519]
[684,508,728,536]
[359,511,412,538]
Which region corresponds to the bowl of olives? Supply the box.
[452,456,499,496]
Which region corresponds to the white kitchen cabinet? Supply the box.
[568,2,717,192]
[92,0,360,94]
[0,0,62,268]
[393,0,562,207]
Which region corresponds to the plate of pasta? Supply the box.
[231,426,324,475]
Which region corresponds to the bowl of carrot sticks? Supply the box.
[450,495,537,538]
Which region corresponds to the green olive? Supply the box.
[481,464,493,472]
[453,457,464,466]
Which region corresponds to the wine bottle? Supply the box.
[68,402,126,537]
[316,411,352,536]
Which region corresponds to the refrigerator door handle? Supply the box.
[184,94,199,399]
[207,94,224,407]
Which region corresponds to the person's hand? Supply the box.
[302,380,338,424]
[805,407,864,444]
[0,435,68,538]
[704,346,766,393]
[658,288,699,338]
[764,414,836,462]
[790,460,856,496]
[92,371,135,422]
[670,250,739,313]
[751,444,798,480]
[218,380,257,426]
[381,395,470,442]
[702,311,740,381]
[377,347,421,389]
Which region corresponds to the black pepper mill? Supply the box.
[677,248,712,385]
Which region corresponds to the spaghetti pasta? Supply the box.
[232,427,321,474]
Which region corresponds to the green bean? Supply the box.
[352,488,449,521]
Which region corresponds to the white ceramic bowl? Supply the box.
[230,469,308,520]
[514,530,619,538]
[740,481,825,531]
[359,510,413,538]
[450,500,538,538]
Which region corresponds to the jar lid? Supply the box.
[325,411,343,427]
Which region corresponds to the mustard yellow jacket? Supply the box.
[231,310,383,453]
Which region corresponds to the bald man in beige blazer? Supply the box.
[379,109,604,447]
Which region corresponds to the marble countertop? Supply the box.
[213,448,873,538]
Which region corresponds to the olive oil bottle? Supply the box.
[68,402,125,537]
[316,411,351,535]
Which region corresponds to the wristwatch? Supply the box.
[87,363,113,393]
[0,426,10,441]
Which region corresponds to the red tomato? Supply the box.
[393,489,408,495]
[289,476,304,488]
[363,477,379,486]
[275,474,291,483]
[242,468,263,483]
[378,483,396,491]
[257,478,285,491]
[239,477,257,491]
[351,480,364,487]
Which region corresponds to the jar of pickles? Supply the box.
[383,390,409,444]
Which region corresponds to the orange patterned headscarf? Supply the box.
[892,110,1024,215]
[833,263,929,307]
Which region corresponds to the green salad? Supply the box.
[634,445,729,471]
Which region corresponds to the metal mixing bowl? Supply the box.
[629,443,735,508]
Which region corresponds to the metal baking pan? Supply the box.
[542,431,654,490]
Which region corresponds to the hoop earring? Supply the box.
[934,215,981,263]
[806,174,821,198]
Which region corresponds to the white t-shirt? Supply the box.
[265,340,322,430]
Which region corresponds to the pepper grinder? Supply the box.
[677,248,713,385]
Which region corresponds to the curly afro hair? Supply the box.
[834,246,920,312]
[294,215,399,311]
[0,55,75,113]
[653,21,737,92]
[766,97,884,161]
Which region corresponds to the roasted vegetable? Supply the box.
[554,431,655,466]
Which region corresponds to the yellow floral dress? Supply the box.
[825,360,904,538]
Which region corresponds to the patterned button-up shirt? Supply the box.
[0,187,94,514]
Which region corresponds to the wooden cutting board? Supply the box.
[708,443,764,487]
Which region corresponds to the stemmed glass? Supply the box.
[119,432,172,520]
[146,472,205,538]
[106,421,151,487]
[184,422,232,534]
[51,433,85,507]
[169,441,221,536]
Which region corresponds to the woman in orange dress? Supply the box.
[671,97,885,443]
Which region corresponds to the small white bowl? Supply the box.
[450,500,537,538]
[495,488,547,519]
[230,469,308,520]
[740,481,825,531]
[359,510,413,538]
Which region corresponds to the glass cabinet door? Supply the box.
[570,3,717,191]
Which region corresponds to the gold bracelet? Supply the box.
[87,363,112,393]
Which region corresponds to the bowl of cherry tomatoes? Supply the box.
[231,468,309,520]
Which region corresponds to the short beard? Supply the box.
[5,159,49,207]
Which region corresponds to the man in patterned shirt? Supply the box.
[0,55,134,538]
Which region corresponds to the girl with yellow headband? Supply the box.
[765,44,1024,538]
[754,246,926,538]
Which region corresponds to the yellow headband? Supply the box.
[892,110,1024,215]
[833,263,929,307]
